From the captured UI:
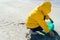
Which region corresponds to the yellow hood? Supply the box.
[38,2,52,15]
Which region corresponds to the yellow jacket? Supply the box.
[26,2,52,33]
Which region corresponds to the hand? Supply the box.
[46,31,54,37]
[49,31,54,37]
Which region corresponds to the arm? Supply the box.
[33,15,50,33]
[37,19,50,33]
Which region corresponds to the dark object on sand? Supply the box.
[30,30,60,40]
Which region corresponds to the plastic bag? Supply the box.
[45,20,54,31]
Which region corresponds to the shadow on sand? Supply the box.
[30,30,60,40]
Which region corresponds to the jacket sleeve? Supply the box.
[33,14,50,33]
[37,19,50,33]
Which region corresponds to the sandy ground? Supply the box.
[0,20,27,40]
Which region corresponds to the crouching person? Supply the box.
[26,1,54,40]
